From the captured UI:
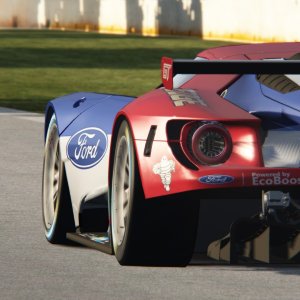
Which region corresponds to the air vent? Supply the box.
[257,74,300,94]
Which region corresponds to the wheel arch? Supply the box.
[108,113,170,201]
[44,104,55,142]
[108,114,127,189]
[108,114,141,195]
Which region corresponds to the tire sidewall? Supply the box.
[111,120,137,262]
[42,114,64,242]
[110,120,199,266]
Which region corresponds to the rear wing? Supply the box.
[161,56,300,90]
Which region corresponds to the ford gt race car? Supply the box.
[42,43,300,266]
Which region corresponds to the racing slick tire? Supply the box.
[111,120,199,266]
[42,114,75,243]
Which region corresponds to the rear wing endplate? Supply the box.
[161,56,300,90]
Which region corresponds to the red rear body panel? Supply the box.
[114,43,300,199]
[198,42,300,60]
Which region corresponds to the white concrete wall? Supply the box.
[0,0,41,28]
[99,0,127,34]
[0,0,299,42]
[202,0,300,42]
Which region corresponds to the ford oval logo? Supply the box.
[67,127,107,169]
[199,175,234,184]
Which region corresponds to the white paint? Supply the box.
[60,135,111,227]
[286,74,300,85]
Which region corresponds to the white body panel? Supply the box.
[59,135,111,227]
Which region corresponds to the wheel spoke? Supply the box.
[47,197,54,227]
[123,188,129,218]
[43,117,61,233]
[53,190,58,210]
[112,132,133,248]
[53,170,59,184]
[124,176,129,189]
[125,157,129,175]
[56,146,60,159]
[124,154,129,187]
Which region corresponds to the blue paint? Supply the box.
[46,92,134,136]
[199,175,234,184]
[261,82,300,112]
[67,127,107,169]
[61,95,132,137]
[224,75,300,129]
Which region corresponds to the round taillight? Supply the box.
[186,122,232,165]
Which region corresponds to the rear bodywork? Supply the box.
[45,42,300,262]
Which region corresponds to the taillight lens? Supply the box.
[183,122,232,165]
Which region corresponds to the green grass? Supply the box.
[0,30,235,112]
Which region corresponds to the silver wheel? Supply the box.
[42,114,74,243]
[111,125,132,253]
[43,115,61,239]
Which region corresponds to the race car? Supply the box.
[42,42,300,266]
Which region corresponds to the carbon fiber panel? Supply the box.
[263,128,300,167]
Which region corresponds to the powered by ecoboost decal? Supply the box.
[252,171,300,186]
[67,127,107,169]
[199,175,234,184]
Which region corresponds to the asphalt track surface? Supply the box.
[1,107,300,300]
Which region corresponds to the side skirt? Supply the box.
[66,232,113,255]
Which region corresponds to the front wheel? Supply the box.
[42,114,75,243]
[110,120,199,266]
